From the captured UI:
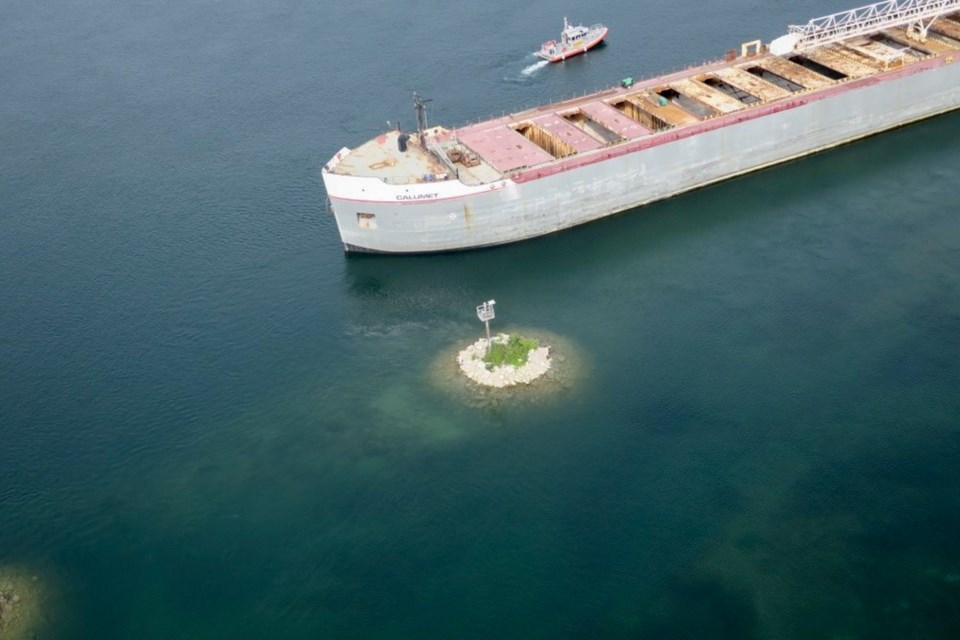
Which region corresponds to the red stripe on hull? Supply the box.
[543,30,607,63]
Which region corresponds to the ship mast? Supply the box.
[410,91,460,178]
[413,92,432,145]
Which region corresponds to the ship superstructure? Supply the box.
[323,0,960,253]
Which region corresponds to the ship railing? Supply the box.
[378,172,463,186]
[379,176,419,185]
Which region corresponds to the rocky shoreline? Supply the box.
[456,334,552,388]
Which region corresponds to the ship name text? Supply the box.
[397,193,439,201]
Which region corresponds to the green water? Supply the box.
[2,0,959,636]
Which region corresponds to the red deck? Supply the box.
[456,124,555,173]
[531,113,604,153]
[440,23,950,178]
[579,101,651,138]
[453,96,647,172]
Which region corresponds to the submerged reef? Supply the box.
[0,567,44,638]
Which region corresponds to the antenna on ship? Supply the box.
[413,91,432,145]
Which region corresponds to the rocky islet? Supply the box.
[456,334,552,388]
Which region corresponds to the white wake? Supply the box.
[521,59,549,76]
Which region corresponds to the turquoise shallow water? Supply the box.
[2,0,960,637]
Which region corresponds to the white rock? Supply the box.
[455,334,552,388]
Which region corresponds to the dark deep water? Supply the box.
[2,0,960,637]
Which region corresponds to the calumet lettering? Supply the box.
[396,193,439,201]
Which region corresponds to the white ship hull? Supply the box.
[322,6,960,254]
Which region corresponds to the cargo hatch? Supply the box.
[513,122,576,159]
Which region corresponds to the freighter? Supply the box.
[322,0,960,253]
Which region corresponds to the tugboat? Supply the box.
[536,18,608,62]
